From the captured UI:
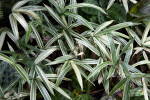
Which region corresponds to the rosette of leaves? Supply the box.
[0,0,150,100]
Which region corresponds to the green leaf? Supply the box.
[64,11,93,30]
[65,3,107,14]
[0,86,4,97]
[58,39,68,55]
[70,61,83,90]
[107,66,115,79]
[68,0,77,25]
[142,21,150,44]
[34,46,58,64]
[107,78,127,98]
[123,79,130,100]
[120,38,134,57]
[107,0,115,10]
[14,9,40,20]
[43,13,57,34]
[63,31,77,55]
[126,28,141,46]
[122,0,128,12]
[13,64,30,83]
[74,59,98,65]
[95,22,139,36]
[4,79,19,93]
[49,81,71,100]
[0,53,15,64]
[142,78,149,100]
[76,38,100,56]
[93,37,111,60]
[132,60,150,67]
[48,0,62,13]
[31,25,44,49]
[30,80,36,100]
[124,46,133,63]
[0,32,6,50]
[9,14,19,40]
[119,61,130,76]
[58,0,65,8]
[44,4,66,28]
[56,61,71,86]
[130,73,146,79]
[12,0,30,11]
[25,24,32,44]
[77,64,93,72]
[12,13,28,32]
[88,61,113,79]
[36,81,52,100]
[95,20,114,34]
[35,65,54,95]
[107,34,117,64]
[45,34,63,48]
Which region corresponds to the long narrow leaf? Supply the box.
[88,62,113,79]
[70,61,83,90]
[107,78,127,98]
[30,80,36,100]
[36,81,52,100]
[35,65,54,95]
[31,25,44,49]
[34,46,58,64]
[107,34,117,64]
[44,4,66,28]
[65,11,93,30]
[123,79,130,100]
[76,38,100,56]
[65,3,107,14]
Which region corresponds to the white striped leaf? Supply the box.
[12,13,28,32]
[12,0,30,11]
[65,11,93,30]
[13,64,30,83]
[49,81,71,100]
[107,34,117,64]
[31,25,44,49]
[0,32,6,50]
[34,46,58,64]
[142,78,149,100]
[44,4,66,28]
[35,65,54,95]
[107,0,115,10]
[107,78,127,98]
[56,61,71,86]
[70,61,83,90]
[76,38,100,56]
[30,80,36,100]
[95,20,114,34]
[48,0,62,12]
[9,14,19,40]
[65,3,107,14]
[88,61,113,79]
[36,81,52,100]
[95,22,139,36]
[132,60,150,67]
[122,0,128,12]
[123,79,130,100]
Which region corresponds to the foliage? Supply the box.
[0,0,3,19]
[0,0,149,100]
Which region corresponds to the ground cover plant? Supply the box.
[0,0,150,100]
